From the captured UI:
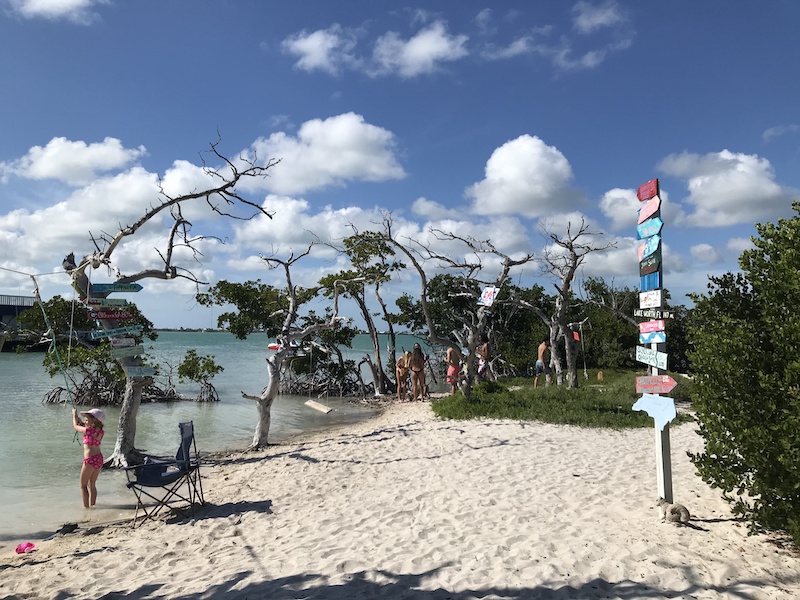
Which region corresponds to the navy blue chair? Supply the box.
[125,421,205,526]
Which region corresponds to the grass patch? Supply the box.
[432,369,694,429]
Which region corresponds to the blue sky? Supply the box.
[1,1,799,329]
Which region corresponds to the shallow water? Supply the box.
[0,331,435,543]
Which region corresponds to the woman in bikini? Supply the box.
[395,350,411,402]
[408,343,427,401]
[72,408,105,508]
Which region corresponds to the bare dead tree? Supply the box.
[63,140,279,467]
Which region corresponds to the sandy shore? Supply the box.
[2,401,799,599]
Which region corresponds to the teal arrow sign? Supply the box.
[91,282,143,293]
[637,216,664,240]
[90,325,143,340]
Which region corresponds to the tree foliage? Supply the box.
[688,203,800,543]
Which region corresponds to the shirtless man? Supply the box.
[534,338,552,388]
[445,346,462,394]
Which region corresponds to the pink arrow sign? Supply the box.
[637,196,661,224]
[636,375,678,394]
[639,319,665,333]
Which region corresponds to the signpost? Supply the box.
[634,177,674,503]
[635,375,678,395]
[91,282,143,294]
[110,337,135,348]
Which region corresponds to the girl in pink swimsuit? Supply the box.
[72,408,105,508]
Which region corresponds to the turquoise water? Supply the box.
[0,331,436,544]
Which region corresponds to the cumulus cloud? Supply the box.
[8,0,107,24]
[599,186,685,232]
[727,237,755,255]
[410,197,462,220]
[690,243,722,264]
[0,137,147,186]
[658,150,795,227]
[281,24,361,75]
[246,113,405,195]
[371,21,469,78]
[465,135,582,218]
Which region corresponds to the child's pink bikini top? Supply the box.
[83,426,104,447]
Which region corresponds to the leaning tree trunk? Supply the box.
[108,378,146,467]
[244,354,282,449]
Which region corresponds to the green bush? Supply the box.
[688,204,800,544]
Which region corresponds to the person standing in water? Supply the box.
[72,408,105,508]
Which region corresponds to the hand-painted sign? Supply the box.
[633,393,676,430]
[91,282,143,293]
[639,331,667,344]
[634,308,675,319]
[639,251,661,276]
[124,366,155,377]
[637,216,664,239]
[85,298,129,307]
[639,290,662,309]
[111,345,144,358]
[637,196,661,224]
[639,319,665,333]
[635,345,668,370]
[478,286,498,307]
[635,375,678,395]
[637,235,661,261]
[110,337,135,348]
[637,179,659,202]
[89,310,133,321]
[90,325,143,340]
[640,272,660,292]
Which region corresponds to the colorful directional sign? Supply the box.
[637,178,659,202]
[90,325,143,340]
[633,393,676,431]
[635,345,668,370]
[639,319,665,333]
[639,289,662,309]
[637,196,661,224]
[634,308,675,319]
[91,282,143,293]
[635,375,678,395]
[85,298,129,307]
[89,309,133,321]
[639,331,667,344]
[124,366,155,377]
[111,345,144,358]
[639,251,661,276]
[637,216,664,239]
[637,235,661,261]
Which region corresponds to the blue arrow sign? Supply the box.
[91,282,143,293]
[637,216,664,240]
[639,331,667,344]
[638,235,661,261]
[633,393,676,431]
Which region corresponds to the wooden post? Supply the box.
[655,422,673,502]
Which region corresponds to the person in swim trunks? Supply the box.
[72,408,105,508]
[445,346,462,395]
[535,338,552,389]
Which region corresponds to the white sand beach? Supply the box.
[2,401,799,599]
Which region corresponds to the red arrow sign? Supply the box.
[637,178,659,201]
[89,310,133,321]
[636,375,678,394]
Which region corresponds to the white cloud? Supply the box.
[572,0,626,34]
[281,25,360,75]
[371,21,469,78]
[658,150,796,227]
[8,0,107,24]
[411,196,462,220]
[0,137,147,186]
[246,113,406,195]
[599,186,685,232]
[690,243,722,264]
[466,135,581,218]
[727,237,755,255]
[762,124,800,142]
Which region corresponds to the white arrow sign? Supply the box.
[635,345,668,370]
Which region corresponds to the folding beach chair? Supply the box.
[124,421,205,526]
